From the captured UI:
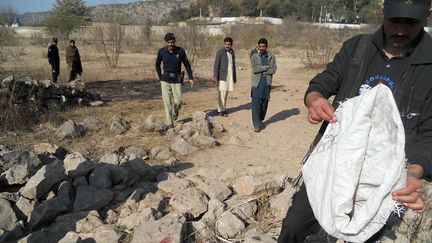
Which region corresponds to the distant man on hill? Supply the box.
[250,38,277,132]
[66,39,83,82]
[213,37,237,117]
[47,38,60,82]
[155,33,195,128]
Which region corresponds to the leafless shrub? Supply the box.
[92,22,125,68]
[0,79,40,131]
[301,29,339,69]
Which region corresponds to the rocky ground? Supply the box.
[1,49,431,242]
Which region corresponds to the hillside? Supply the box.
[18,0,193,26]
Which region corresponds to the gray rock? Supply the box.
[89,166,112,189]
[118,188,148,218]
[56,120,86,139]
[33,143,67,160]
[109,113,130,134]
[157,177,192,194]
[144,115,166,132]
[73,176,88,189]
[217,211,245,239]
[131,213,186,243]
[232,175,281,197]
[74,210,104,233]
[150,147,174,160]
[192,111,211,136]
[244,229,277,243]
[0,192,19,202]
[270,187,296,219]
[202,199,226,223]
[0,150,42,185]
[0,198,19,232]
[197,180,232,201]
[192,221,216,242]
[192,134,218,148]
[169,187,208,219]
[105,209,118,224]
[127,158,157,181]
[178,125,194,139]
[213,123,226,133]
[117,207,162,230]
[58,231,83,243]
[99,153,121,165]
[226,197,258,223]
[171,137,198,155]
[196,167,224,180]
[29,194,73,228]
[64,152,95,178]
[89,100,104,107]
[73,186,114,212]
[137,192,166,212]
[15,197,36,219]
[80,116,105,131]
[58,180,75,199]
[156,172,177,182]
[81,225,121,243]
[124,146,148,158]
[20,160,65,199]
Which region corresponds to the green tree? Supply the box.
[45,0,89,39]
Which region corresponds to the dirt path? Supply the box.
[182,52,321,178]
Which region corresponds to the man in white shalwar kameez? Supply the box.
[213,37,237,117]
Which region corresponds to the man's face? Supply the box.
[70,42,75,47]
[383,17,424,50]
[258,43,267,53]
[224,41,232,51]
[166,40,175,51]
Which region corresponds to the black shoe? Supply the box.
[222,111,228,117]
[254,127,261,132]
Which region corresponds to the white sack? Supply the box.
[303,84,406,242]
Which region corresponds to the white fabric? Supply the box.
[218,52,234,92]
[303,84,406,242]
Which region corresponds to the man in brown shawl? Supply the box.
[65,39,83,81]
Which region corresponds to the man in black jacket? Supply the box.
[155,33,194,128]
[278,0,432,242]
[213,37,237,117]
[47,38,60,82]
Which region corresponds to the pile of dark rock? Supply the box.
[0,75,103,111]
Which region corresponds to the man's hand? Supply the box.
[212,77,218,83]
[392,164,425,212]
[305,91,336,124]
[189,79,195,88]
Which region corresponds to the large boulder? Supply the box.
[0,198,21,239]
[197,180,232,201]
[171,137,198,155]
[73,186,114,212]
[29,194,73,228]
[269,187,296,219]
[232,175,281,197]
[144,115,166,132]
[117,207,162,230]
[131,213,186,243]
[169,188,209,219]
[20,160,65,199]
[127,158,157,181]
[88,166,112,189]
[15,196,36,219]
[202,199,226,223]
[55,120,86,139]
[124,146,148,159]
[109,113,130,135]
[63,152,95,178]
[157,177,192,194]
[80,116,105,131]
[217,211,245,239]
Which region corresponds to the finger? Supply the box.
[315,105,333,122]
[321,104,336,122]
[308,109,322,124]
[404,199,425,212]
[393,184,423,196]
[393,192,423,204]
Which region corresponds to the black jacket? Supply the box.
[305,26,432,179]
[47,44,59,64]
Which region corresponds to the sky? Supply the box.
[0,0,146,14]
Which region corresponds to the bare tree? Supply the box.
[175,25,209,73]
[92,22,125,68]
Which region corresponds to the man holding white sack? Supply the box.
[278,0,432,242]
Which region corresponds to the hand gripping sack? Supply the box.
[303,84,406,242]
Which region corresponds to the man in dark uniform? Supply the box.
[155,33,195,128]
[47,38,60,82]
[66,39,83,82]
[278,0,432,242]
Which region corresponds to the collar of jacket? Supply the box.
[372,25,432,65]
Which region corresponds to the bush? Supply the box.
[92,22,125,68]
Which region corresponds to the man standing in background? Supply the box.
[66,39,83,82]
[250,38,277,132]
[47,38,60,82]
[155,33,195,128]
[213,37,237,117]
